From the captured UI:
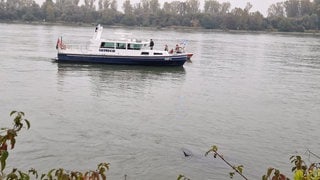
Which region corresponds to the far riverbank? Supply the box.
[2,20,320,37]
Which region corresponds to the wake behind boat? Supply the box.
[55,25,188,66]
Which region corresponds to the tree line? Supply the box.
[1,0,320,32]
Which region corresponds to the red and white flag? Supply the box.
[56,38,61,49]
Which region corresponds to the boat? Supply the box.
[55,25,188,66]
[186,53,193,60]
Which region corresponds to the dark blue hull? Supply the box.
[57,53,187,66]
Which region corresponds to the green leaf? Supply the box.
[14,115,21,123]
[206,145,218,156]
[98,162,110,171]
[237,165,244,174]
[212,145,218,152]
[177,174,184,180]
[10,138,16,149]
[18,170,30,180]
[47,168,56,179]
[267,168,274,177]
[290,155,294,160]
[229,172,235,179]
[7,172,18,179]
[99,167,105,174]
[55,168,63,177]
[296,156,301,161]
[10,111,17,116]
[0,150,9,172]
[302,165,307,171]
[29,168,38,178]
[24,119,31,129]
[101,173,106,180]
[262,175,267,180]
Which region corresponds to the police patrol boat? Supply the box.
[55,25,188,66]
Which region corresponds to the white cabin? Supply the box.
[58,24,171,57]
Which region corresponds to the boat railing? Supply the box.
[60,44,89,53]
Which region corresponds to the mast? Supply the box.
[92,24,103,41]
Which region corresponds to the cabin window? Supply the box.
[141,52,149,55]
[154,53,163,55]
[127,44,133,50]
[133,44,142,50]
[100,42,115,49]
[127,43,142,50]
[116,43,126,49]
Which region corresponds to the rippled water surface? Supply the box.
[1,23,320,179]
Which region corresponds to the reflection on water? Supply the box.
[56,62,186,86]
[56,62,186,98]
[56,62,186,76]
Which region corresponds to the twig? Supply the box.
[211,150,249,180]
[306,149,320,160]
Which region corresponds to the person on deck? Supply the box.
[175,44,181,53]
[150,39,154,50]
[164,44,168,51]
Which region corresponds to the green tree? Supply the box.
[59,1,82,22]
[84,0,96,9]
[2,0,320,32]
[229,7,248,30]
[97,0,118,25]
[248,11,265,30]
[300,0,313,16]
[204,0,221,15]
[98,0,110,10]
[0,0,6,19]
[284,0,300,17]
[278,18,295,31]
[268,2,285,17]
[149,0,160,14]
[110,0,117,11]
[186,0,200,15]
[301,14,318,30]
[244,2,253,13]
[199,14,221,29]
[122,0,133,15]
[220,2,231,15]
[177,2,187,16]
[99,8,117,25]
[41,0,55,22]
[122,0,137,25]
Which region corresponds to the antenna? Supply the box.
[92,24,103,40]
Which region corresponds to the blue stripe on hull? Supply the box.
[57,53,187,66]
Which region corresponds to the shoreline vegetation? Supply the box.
[1,0,320,34]
[2,19,320,36]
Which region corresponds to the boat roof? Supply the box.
[99,38,149,44]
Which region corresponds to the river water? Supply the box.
[1,23,320,179]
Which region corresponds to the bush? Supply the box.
[0,111,109,180]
